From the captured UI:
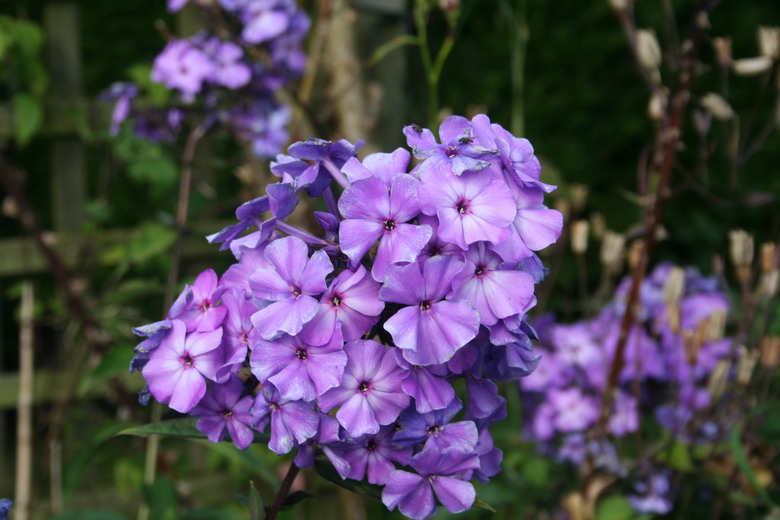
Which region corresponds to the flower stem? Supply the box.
[322,159,349,188]
[265,463,300,520]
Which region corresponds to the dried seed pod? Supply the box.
[701,93,735,121]
[628,239,644,270]
[729,230,754,268]
[733,56,773,76]
[707,359,731,400]
[713,37,732,67]
[600,231,626,274]
[760,336,780,369]
[664,266,686,305]
[758,26,780,60]
[571,220,590,255]
[637,29,662,71]
[736,346,759,386]
[707,309,727,342]
[760,243,777,273]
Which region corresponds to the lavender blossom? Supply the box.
[191,376,255,449]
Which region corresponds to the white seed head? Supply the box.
[636,29,662,71]
[729,229,754,267]
[758,26,780,60]
[700,93,734,121]
[600,231,625,273]
[733,56,772,76]
[571,220,590,255]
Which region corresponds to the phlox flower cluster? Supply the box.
[104,0,308,157]
[132,114,563,520]
[522,263,740,515]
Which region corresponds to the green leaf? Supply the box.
[595,494,635,520]
[117,417,206,439]
[474,497,497,513]
[12,92,42,146]
[181,509,246,520]
[51,512,129,520]
[665,441,693,472]
[191,439,276,486]
[77,347,136,395]
[101,222,176,266]
[729,422,775,506]
[144,476,177,520]
[248,481,264,520]
[314,457,382,500]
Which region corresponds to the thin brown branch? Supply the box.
[266,463,301,520]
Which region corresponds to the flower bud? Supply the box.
[760,336,780,369]
[636,29,662,71]
[600,231,626,274]
[663,266,686,305]
[707,358,731,400]
[701,92,734,121]
[736,345,759,386]
[758,26,780,60]
[729,229,754,268]
[571,220,590,255]
[648,90,667,121]
[733,56,772,76]
[713,37,732,67]
[760,243,777,273]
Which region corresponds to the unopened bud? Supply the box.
[733,56,773,76]
[708,310,727,342]
[438,0,460,11]
[736,345,759,386]
[758,26,780,60]
[707,359,731,400]
[648,89,668,121]
[637,29,662,71]
[760,243,777,273]
[760,336,780,369]
[729,229,754,268]
[664,266,686,305]
[571,220,590,255]
[628,240,644,270]
[600,231,626,274]
[713,37,732,67]
[701,92,734,121]
[590,212,606,240]
[759,270,779,298]
[571,184,588,213]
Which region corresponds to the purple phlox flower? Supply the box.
[558,433,587,464]
[268,9,310,73]
[417,214,463,261]
[219,0,247,10]
[241,1,291,44]
[167,0,189,11]
[404,116,497,176]
[265,182,299,219]
[469,113,555,193]
[518,253,549,283]
[628,472,673,515]
[207,196,270,250]
[207,39,251,89]
[530,402,556,441]
[339,425,413,485]
[142,319,224,413]
[608,391,639,436]
[102,82,138,135]
[318,340,409,437]
[130,319,173,373]
[678,292,729,331]
[464,378,507,430]
[0,499,11,520]
[191,376,255,449]
[251,383,319,455]
[419,167,517,250]
[521,349,567,392]
[250,104,293,159]
[473,428,502,484]
[299,265,384,345]
[132,108,183,143]
[286,137,363,195]
[445,339,479,375]
[486,313,528,346]
[551,322,602,370]
[481,338,542,382]
[174,269,228,332]
[249,236,333,339]
[294,413,352,478]
[382,447,480,520]
[221,242,269,296]
[381,255,480,366]
[339,173,432,281]
[395,351,456,413]
[450,242,536,326]
[548,387,599,433]
[340,147,411,186]
[250,324,346,402]
[151,40,213,97]
[314,211,340,242]
[393,400,478,452]
[217,290,254,381]
[490,185,563,262]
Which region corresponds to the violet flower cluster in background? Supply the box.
[104,0,308,157]
[131,114,563,520]
[522,263,740,515]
